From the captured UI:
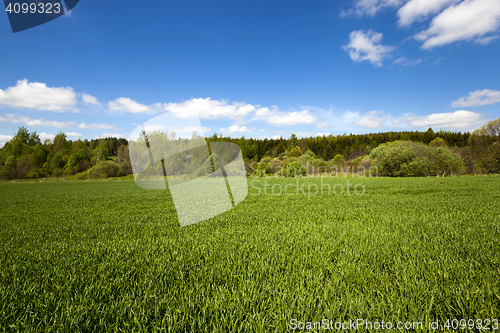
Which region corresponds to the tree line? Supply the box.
[0,117,498,180]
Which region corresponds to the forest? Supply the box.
[0,117,499,180]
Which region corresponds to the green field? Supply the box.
[1,176,499,332]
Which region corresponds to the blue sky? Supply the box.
[1,0,500,146]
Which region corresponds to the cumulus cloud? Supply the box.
[356,116,385,128]
[265,110,317,126]
[343,30,396,66]
[161,98,256,120]
[66,132,83,139]
[175,126,212,135]
[393,57,422,66]
[397,0,461,26]
[0,113,77,128]
[415,0,500,49]
[0,79,78,112]
[0,135,13,148]
[368,110,384,115]
[408,110,484,129]
[78,122,117,130]
[81,93,101,106]
[108,97,152,114]
[316,122,330,129]
[254,106,275,118]
[451,89,500,107]
[39,133,55,141]
[140,124,211,137]
[96,133,126,139]
[345,0,404,17]
[220,125,253,135]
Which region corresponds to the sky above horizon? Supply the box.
[1,0,500,147]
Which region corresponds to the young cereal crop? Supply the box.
[0,176,499,332]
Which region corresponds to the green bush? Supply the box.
[332,154,345,167]
[88,161,124,179]
[277,161,306,177]
[26,168,41,179]
[289,146,302,158]
[370,141,464,177]
[52,168,63,177]
[75,170,89,179]
[0,169,10,180]
[298,154,312,162]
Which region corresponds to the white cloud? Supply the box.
[254,107,275,118]
[66,132,83,139]
[258,134,282,140]
[475,35,499,44]
[220,125,253,135]
[397,0,461,26]
[347,0,404,17]
[162,98,256,119]
[265,110,317,126]
[140,124,211,137]
[451,89,500,107]
[78,122,117,130]
[0,79,78,112]
[316,133,331,137]
[0,135,13,148]
[295,131,314,137]
[108,97,152,114]
[408,110,484,129]
[391,119,401,127]
[96,133,126,139]
[176,126,212,135]
[368,110,383,115]
[415,0,500,49]
[316,121,330,129]
[142,124,166,133]
[393,57,422,66]
[39,133,55,141]
[81,93,101,106]
[356,116,385,128]
[343,30,396,66]
[0,114,77,128]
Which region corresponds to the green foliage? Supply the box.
[75,170,89,179]
[260,157,272,164]
[96,148,109,164]
[26,168,43,179]
[332,154,345,167]
[52,132,68,155]
[50,153,65,170]
[0,169,10,180]
[289,146,302,158]
[370,140,464,177]
[298,154,312,162]
[429,137,447,147]
[277,161,306,177]
[351,155,365,169]
[304,149,315,158]
[473,117,500,138]
[88,161,124,179]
